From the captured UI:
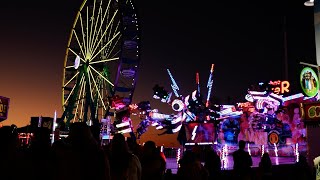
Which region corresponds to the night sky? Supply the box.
[0,0,317,146]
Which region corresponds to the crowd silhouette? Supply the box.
[0,123,316,180]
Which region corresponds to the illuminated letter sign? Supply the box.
[301,102,320,121]
[269,80,290,94]
[300,67,319,97]
[0,96,10,122]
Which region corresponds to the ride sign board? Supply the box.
[0,96,10,122]
[300,101,320,121]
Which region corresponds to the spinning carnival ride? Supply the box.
[134,64,226,142]
[60,0,140,131]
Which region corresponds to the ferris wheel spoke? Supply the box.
[89,8,102,54]
[64,86,76,107]
[68,48,86,63]
[91,10,119,58]
[91,31,120,61]
[110,50,121,59]
[87,70,94,102]
[105,21,120,57]
[72,29,86,57]
[90,57,119,64]
[65,65,77,69]
[78,82,86,122]
[79,13,88,56]
[63,71,80,91]
[86,7,89,56]
[64,74,84,107]
[73,75,86,122]
[106,35,121,58]
[89,65,114,86]
[88,0,98,53]
[88,68,107,110]
[90,1,111,56]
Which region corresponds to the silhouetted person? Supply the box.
[258,153,272,180]
[164,169,174,180]
[0,125,27,180]
[293,155,313,180]
[204,146,221,180]
[141,141,166,180]
[29,127,52,180]
[232,140,252,180]
[51,122,110,180]
[191,143,202,160]
[177,150,209,180]
[127,136,143,160]
[109,133,141,180]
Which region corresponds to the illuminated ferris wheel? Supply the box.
[61,0,140,128]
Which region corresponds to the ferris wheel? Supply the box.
[61,0,140,129]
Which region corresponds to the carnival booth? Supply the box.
[300,100,320,166]
[217,76,319,157]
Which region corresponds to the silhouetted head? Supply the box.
[68,122,96,146]
[262,152,270,159]
[143,140,157,154]
[111,133,129,153]
[0,125,18,151]
[32,127,51,149]
[180,150,197,164]
[238,140,246,149]
[298,155,308,165]
[166,169,172,174]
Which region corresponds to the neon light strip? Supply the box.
[171,115,183,124]
[248,91,267,95]
[156,125,163,130]
[274,143,278,157]
[185,110,196,120]
[191,90,197,101]
[118,128,132,134]
[172,124,182,133]
[51,111,57,145]
[295,143,299,162]
[219,108,233,115]
[151,122,158,126]
[191,125,198,140]
[196,72,200,93]
[177,148,181,166]
[184,95,190,106]
[251,96,281,105]
[206,64,214,107]
[221,105,234,109]
[282,93,304,101]
[150,112,170,120]
[269,93,283,100]
[167,69,180,97]
[116,121,130,128]
[185,142,213,145]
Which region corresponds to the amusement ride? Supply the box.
[56,1,310,157]
[59,0,140,135]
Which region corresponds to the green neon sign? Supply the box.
[300,67,319,97]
